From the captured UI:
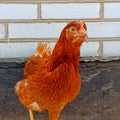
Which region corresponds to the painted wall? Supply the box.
[0,0,120,59]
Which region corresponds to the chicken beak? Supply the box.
[83,34,88,42]
[77,29,88,42]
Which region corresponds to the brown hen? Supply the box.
[15,20,88,120]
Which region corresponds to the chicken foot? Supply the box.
[29,110,34,120]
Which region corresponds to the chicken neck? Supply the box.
[48,35,82,72]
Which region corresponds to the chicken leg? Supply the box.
[29,110,34,120]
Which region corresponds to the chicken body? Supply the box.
[15,20,88,120]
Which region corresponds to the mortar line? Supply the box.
[0,18,120,24]
[37,4,41,20]
[8,37,120,41]
[0,0,120,4]
[100,2,104,20]
[4,23,9,43]
[99,41,103,58]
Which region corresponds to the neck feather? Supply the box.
[48,31,82,71]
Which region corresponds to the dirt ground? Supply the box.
[0,59,120,120]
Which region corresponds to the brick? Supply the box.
[87,22,120,38]
[103,41,120,57]
[0,24,5,39]
[41,3,100,19]
[0,43,38,58]
[104,3,120,18]
[0,4,37,19]
[81,42,99,57]
[9,23,66,38]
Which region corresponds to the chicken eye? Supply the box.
[71,28,75,31]
[70,27,76,33]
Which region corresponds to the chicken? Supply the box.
[15,20,88,120]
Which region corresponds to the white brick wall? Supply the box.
[9,23,66,38]
[0,4,37,19]
[103,41,120,57]
[81,42,99,57]
[41,3,100,19]
[0,1,120,59]
[87,22,120,38]
[0,43,37,58]
[104,3,120,18]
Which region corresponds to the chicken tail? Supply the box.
[36,43,51,58]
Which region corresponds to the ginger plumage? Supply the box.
[15,20,88,120]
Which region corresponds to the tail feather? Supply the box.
[36,43,51,58]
